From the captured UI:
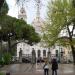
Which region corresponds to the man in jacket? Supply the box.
[51,58,58,75]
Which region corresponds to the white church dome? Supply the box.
[32,17,44,34]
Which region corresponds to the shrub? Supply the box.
[0,56,4,66]
[0,60,4,66]
[0,72,4,75]
[3,53,12,65]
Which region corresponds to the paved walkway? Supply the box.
[0,63,75,75]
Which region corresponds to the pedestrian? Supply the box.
[43,61,49,75]
[51,58,58,75]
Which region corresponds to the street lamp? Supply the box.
[48,47,51,63]
[61,50,64,57]
[0,26,2,50]
[0,26,2,60]
[8,32,13,53]
[58,45,63,63]
[60,48,64,63]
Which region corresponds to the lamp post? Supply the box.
[0,26,2,48]
[60,49,64,63]
[19,48,22,63]
[48,47,51,63]
[0,26,2,59]
[8,33,13,53]
[58,45,60,63]
[59,47,64,63]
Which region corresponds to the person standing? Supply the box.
[43,61,49,75]
[51,58,58,75]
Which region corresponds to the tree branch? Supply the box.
[71,24,75,36]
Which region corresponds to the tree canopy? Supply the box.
[42,0,75,64]
[0,1,40,48]
[42,0,75,47]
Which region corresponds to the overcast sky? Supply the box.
[6,0,49,24]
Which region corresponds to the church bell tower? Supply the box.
[18,3,27,21]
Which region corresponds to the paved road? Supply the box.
[0,63,75,75]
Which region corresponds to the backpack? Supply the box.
[43,64,49,69]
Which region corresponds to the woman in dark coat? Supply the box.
[51,58,58,75]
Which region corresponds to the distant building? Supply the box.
[17,0,73,63]
[18,6,27,21]
[17,1,48,62]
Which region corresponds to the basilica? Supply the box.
[17,0,49,62]
[16,0,73,63]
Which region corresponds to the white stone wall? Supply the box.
[17,42,73,62]
[17,42,49,58]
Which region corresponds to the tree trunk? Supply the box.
[66,25,75,64]
[68,35,75,64]
[71,45,75,65]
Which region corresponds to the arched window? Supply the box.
[56,50,58,57]
[38,50,41,58]
[43,50,46,57]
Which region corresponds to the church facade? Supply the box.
[17,2,49,62]
[16,0,73,63]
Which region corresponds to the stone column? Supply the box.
[19,48,22,63]
[48,51,51,63]
[31,48,36,64]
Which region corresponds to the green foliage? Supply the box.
[0,0,40,55]
[72,0,75,8]
[0,72,4,75]
[0,15,40,44]
[11,45,16,56]
[0,58,4,65]
[0,15,17,41]
[42,0,75,47]
[0,1,8,15]
[22,25,40,44]
[57,37,70,47]
[13,19,27,39]
[3,53,12,64]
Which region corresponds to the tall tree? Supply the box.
[0,0,40,54]
[42,0,75,64]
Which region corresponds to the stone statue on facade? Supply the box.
[31,48,36,64]
[19,48,22,63]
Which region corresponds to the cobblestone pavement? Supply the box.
[0,63,75,75]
